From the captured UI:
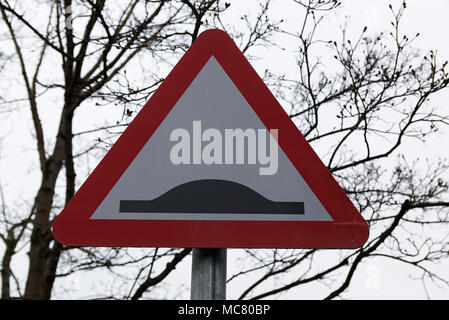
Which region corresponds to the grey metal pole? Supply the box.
[191,248,227,300]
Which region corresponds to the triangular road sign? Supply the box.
[53,29,369,248]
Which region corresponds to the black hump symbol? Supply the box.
[119,179,304,215]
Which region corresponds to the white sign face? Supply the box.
[91,57,333,221]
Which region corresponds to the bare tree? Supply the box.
[0,0,280,299]
[0,0,448,300]
[227,0,449,300]
[0,0,219,299]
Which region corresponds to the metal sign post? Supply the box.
[191,248,227,300]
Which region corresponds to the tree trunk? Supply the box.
[41,105,75,299]
[23,115,67,299]
[1,242,13,299]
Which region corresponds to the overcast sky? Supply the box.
[1,0,448,299]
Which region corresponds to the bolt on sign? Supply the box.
[53,29,369,249]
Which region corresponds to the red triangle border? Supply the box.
[53,29,369,248]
